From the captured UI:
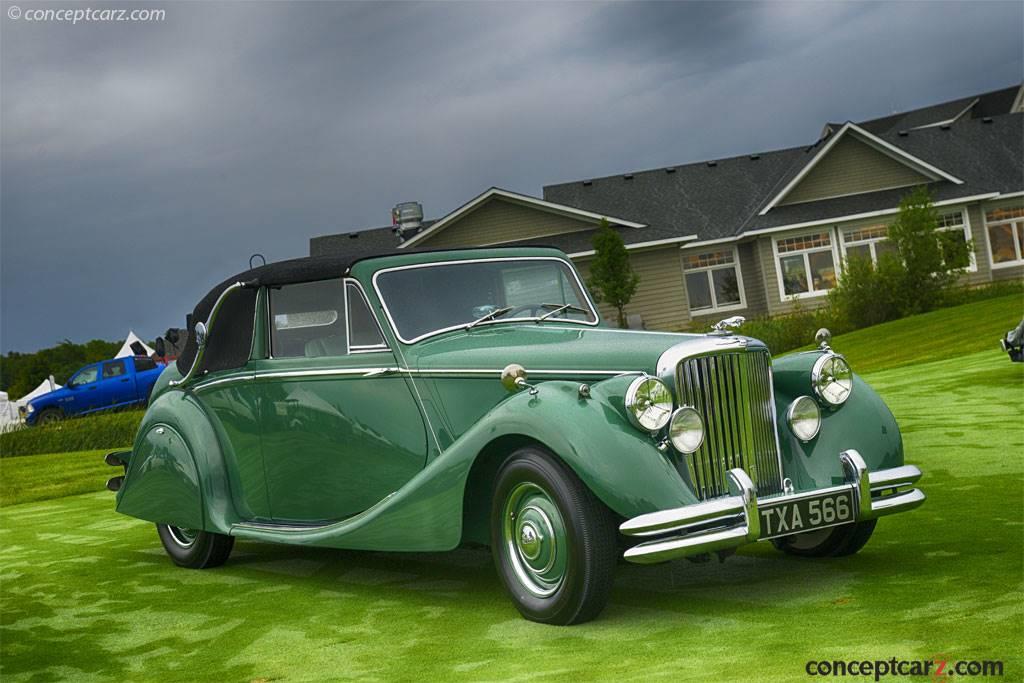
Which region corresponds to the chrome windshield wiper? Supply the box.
[537,302,589,322]
[465,306,512,330]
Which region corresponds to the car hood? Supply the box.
[410,323,701,376]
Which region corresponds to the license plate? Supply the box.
[758,488,856,539]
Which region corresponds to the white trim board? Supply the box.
[758,122,964,216]
[399,187,646,249]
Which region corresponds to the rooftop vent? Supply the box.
[349,233,359,239]
[749,154,760,160]
[582,180,593,186]
[982,116,993,123]
[898,130,909,137]
[392,201,424,242]
[706,161,718,168]
[623,173,634,180]
[665,167,676,174]
[940,124,951,131]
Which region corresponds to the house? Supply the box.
[311,84,1024,330]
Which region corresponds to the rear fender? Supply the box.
[115,390,239,532]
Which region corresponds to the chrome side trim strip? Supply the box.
[232,493,397,536]
[192,366,645,390]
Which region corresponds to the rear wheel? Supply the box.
[156,524,234,568]
[772,520,877,557]
[490,446,618,625]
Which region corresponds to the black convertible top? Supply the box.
[175,245,558,375]
[176,252,396,375]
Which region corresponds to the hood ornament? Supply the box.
[710,316,745,336]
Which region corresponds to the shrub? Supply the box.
[0,409,143,458]
[829,186,972,327]
[696,301,847,356]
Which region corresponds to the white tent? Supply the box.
[0,391,20,429]
[17,377,61,406]
[115,330,154,358]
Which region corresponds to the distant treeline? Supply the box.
[1,339,122,399]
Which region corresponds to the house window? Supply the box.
[840,210,973,271]
[935,210,973,271]
[985,205,1024,267]
[683,248,744,312]
[841,224,897,264]
[774,231,838,297]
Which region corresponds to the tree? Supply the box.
[829,186,972,327]
[587,219,639,327]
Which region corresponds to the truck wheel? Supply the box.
[35,408,63,426]
[490,446,617,625]
[772,520,877,557]
[156,524,234,569]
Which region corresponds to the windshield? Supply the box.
[374,258,598,342]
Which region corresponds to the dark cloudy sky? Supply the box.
[1,1,1021,352]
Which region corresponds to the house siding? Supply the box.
[573,247,689,330]
[417,198,596,248]
[780,136,932,206]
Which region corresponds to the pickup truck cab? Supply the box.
[26,355,164,426]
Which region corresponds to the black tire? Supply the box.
[35,408,63,426]
[490,446,618,625]
[772,519,878,558]
[156,524,235,569]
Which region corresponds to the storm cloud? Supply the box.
[1,1,1021,351]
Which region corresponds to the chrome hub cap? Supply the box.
[503,482,567,597]
[167,526,198,548]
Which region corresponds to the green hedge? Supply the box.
[0,409,143,458]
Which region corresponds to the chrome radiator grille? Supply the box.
[675,350,783,500]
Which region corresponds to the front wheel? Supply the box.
[772,519,877,557]
[490,447,618,625]
[34,408,63,426]
[156,524,234,569]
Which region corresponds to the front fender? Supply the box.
[232,375,696,552]
[772,351,903,493]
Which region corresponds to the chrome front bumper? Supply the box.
[619,449,924,564]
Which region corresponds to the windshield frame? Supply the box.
[371,256,601,344]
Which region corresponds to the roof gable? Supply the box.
[399,187,645,249]
[759,123,963,214]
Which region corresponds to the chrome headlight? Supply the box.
[26,403,35,414]
[787,395,821,441]
[669,406,704,453]
[624,376,673,432]
[812,353,853,406]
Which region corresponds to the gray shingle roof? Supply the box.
[313,85,1022,255]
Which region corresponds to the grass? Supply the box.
[0,449,112,506]
[785,292,1023,373]
[1,300,1022,681]
[0,409,143,458]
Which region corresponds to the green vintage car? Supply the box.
[106,246,924,625]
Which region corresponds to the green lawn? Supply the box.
[2,311,1023,681]
[789,293,1023,373]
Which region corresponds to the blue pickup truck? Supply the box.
[25,356,165,426]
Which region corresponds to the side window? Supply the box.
[102,360,127,378]
[134,357,158,372]
[346,283,387,349]
[270,280,346,358]
[70,365,99,387]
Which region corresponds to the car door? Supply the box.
[254,278,428,523]
[99,359,135,406]
[65,364,101,412]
